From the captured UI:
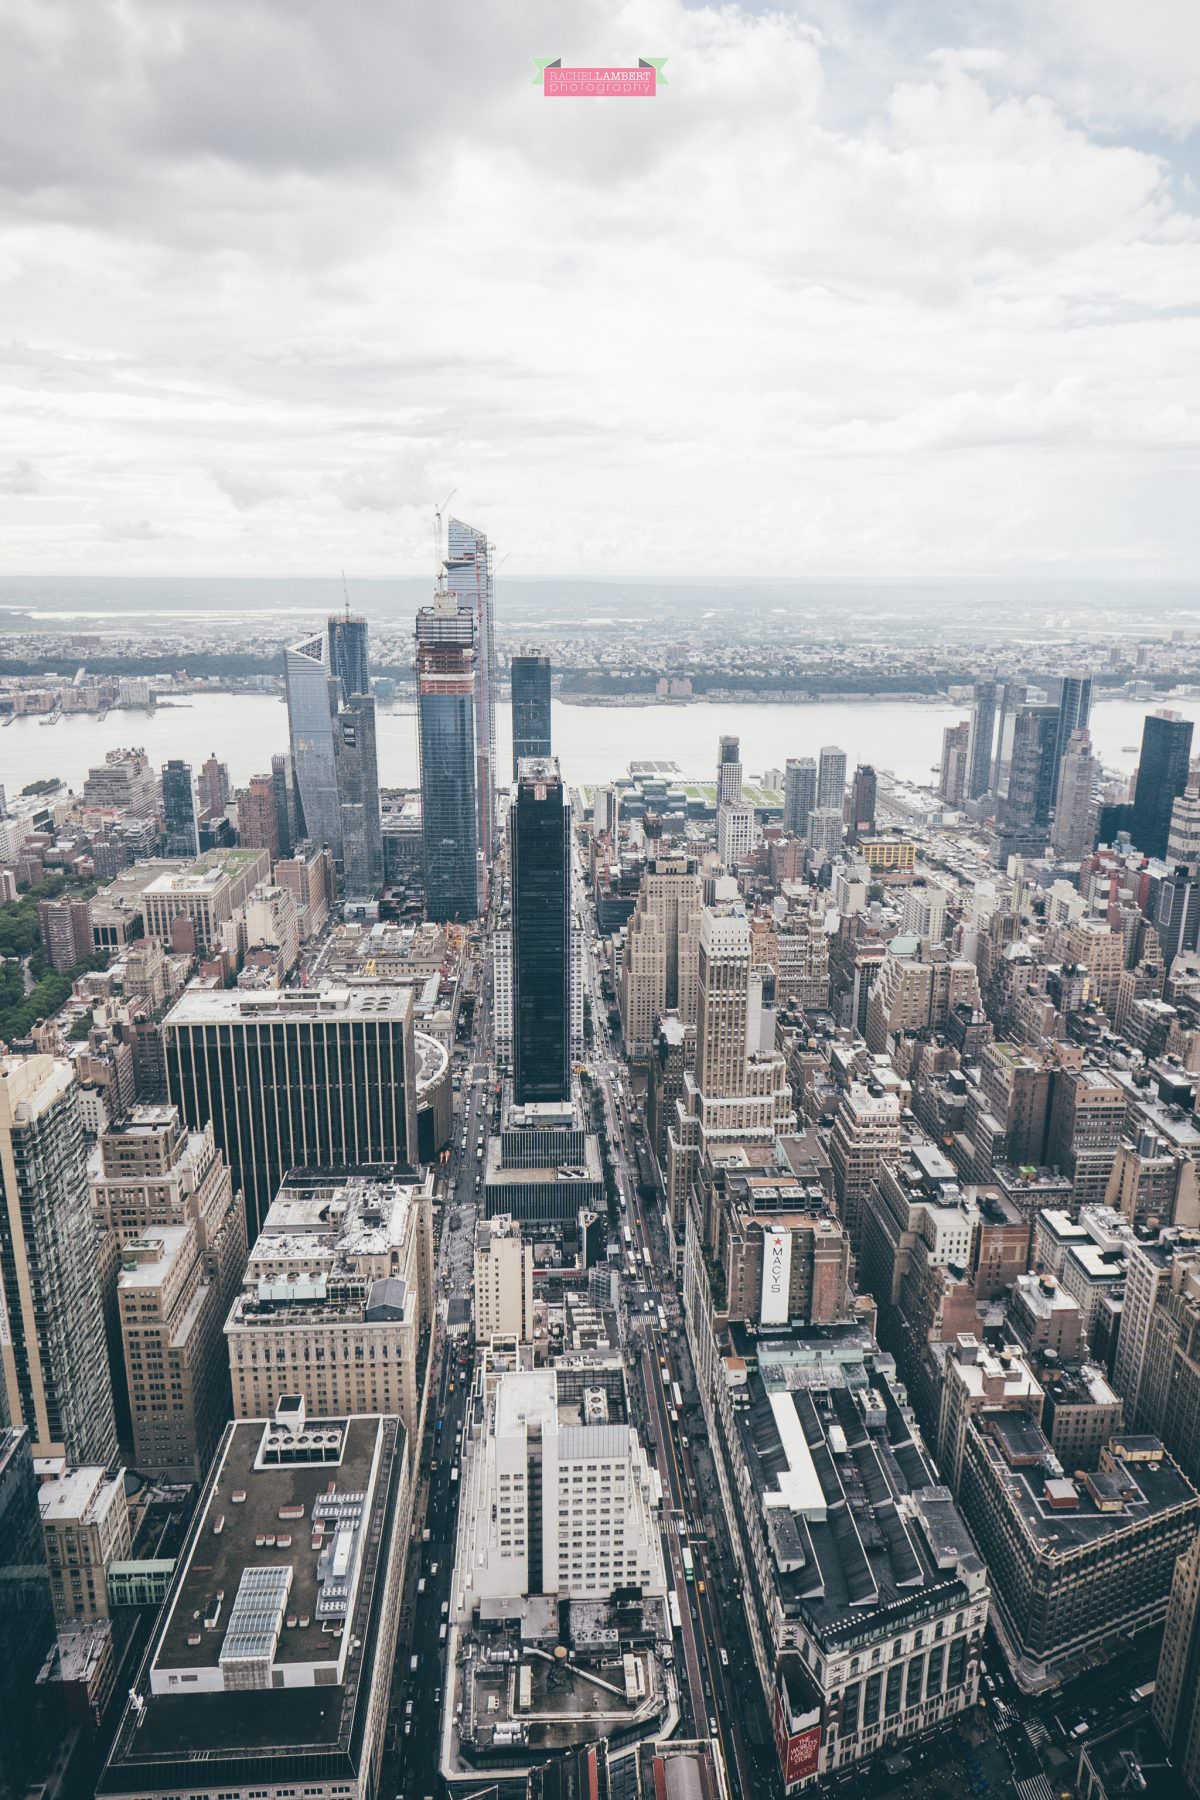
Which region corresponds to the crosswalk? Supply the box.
[1015,1776,1056,1800]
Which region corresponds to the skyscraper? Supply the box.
[0,1057,117,1465]
[336,693,382,896]
[850,764,877,838]
[444,517,497,865]
[236,773,280,861]
[284,632,342,857]
[1050,728,1098,860]
[1002,705,1059,846]
[512,757,571,1105]
[696,909,752,1100]
[817,745,847,815]
[510,651,552,778]
[161,759,199,858]
[1132,711,1195,861]
[783,757,817,837]
[1053,673,1093,776]
[270,752,294,861]
[939,721,970,805]
[198,752,230,819]
[416,591,479,921]
[966,681,999,800]
[327,610,370,705]
[717,735,742,806]
[0,1430,57,1800]
[1153,1530,1200,1794]
[163,986,419,1238]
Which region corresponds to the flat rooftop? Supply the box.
[164,983,412,1025]
[977,1417,1197,1552]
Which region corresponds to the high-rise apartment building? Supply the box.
[225,1169,433,1438]
[1154,1531,1200,1795]
[473,1214,535,1342]
[966,681,999,800]
[1132,711,1195,861]
[939,721,971,805]
[817,745,847,814]
[327,610,369,704]
[198,753,230,819]
[1002,705,1059,847]
[806,805,844,864]
[415,591,479,921]
[236,772,281,862]
[716,801,755,869]
[1111,1231,1200,1437]
[783,757,817,837]
[38,1464,131,1623]
[37,893,93,972]
[1168,777,1200,869]
[1053,672,1093,778]
[0,1058,117,1465]
[828,1079,903,1253]
[163,986,418,1238]
[83,748,157,818]
[510,651,552,778]
[716,735,742,807]
[270,752,294,860]
[512,757,571,1105]
[0,1430,57,1800]
[850,764,877,838]
[1050,728,1098,860]
[335,692,382,895]
[91,1106,246,1481]
[284,632,343,856]
[444,517,497,865]
[161,759,199,858]
[619,854,703,1058]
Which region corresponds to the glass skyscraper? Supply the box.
[510,651,552,778]
[783,757,817,837]
[1132,711,1195,860]
[444,518,497,866]
[336,693,383,896]
[328,611,370,705]
[161,758,199,858]
[0,1430,57,1800]
[512,757,571,1105]
[284,632,343,858]
[416,593,479,921]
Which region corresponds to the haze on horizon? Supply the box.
[1,0,1198,584]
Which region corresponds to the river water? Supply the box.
[0,692,1192,799]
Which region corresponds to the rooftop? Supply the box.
[164,983,413,1026]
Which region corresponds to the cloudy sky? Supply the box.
[1,0,1198,579]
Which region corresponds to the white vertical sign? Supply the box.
[760,1229,792,1325]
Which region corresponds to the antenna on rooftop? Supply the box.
[341,569,352,619]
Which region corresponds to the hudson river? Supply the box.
[0,693,1193,798]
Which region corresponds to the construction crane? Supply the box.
[434,489,457,582]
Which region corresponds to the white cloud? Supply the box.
[0,0,1197,578]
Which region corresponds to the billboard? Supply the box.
[773,1692,821,1787]
[760,1228,792,1325]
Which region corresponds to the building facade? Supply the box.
[510,651,552,778]
[512,757,571,1105]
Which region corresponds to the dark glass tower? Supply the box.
[851,764,877,837]
[783,757,816,837]
[1132,711,1195,860]
[1003,706,1059,842]
[161,759,199,858]
[966,681,999,799]
[271,753,294,860]
[512,757,571,1105]
[336,693,382,896]
[1054,673,1093,775]
[328,611,370,704]
[416,593,479,921]
[0,1430,57,1800]
[285,632,342,856]
[510,652,552,778]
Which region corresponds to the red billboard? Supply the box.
[773,1693,822,1786]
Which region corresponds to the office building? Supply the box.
[828,1080,903,1253]
[327,609,369,705]
[274,840,334,939]
[806,805,844,865]
[0,1430,57,1800]
[161,759,199,858]
[455,1364,666,1615]
[959,1423,1199,1689]
[511,651,552,778]
[1112,1232,1200,1432]
[1045,1068,1126,1206]
[91,1106,246,1482]
[474,1214,535,1342]
[335,692,382,895]
[512,757,571,1105]
[1002,704,1059,849]
[816,744,847,815]
[163,985,419,1238]
[1168,777,1200,869]
[850,764,876,838]
[83,748,157,819]
[717,735,742,807]
[226,1170,433,1438]
[966,681,999,800]
[618,855,703,1058]
[716,801,754,868]
[444,516,497,865]
[141,845,271,956]
[864,947,982,1054]
[783,757,817,838]
[284,631,343,856]
[1051,728,1099,860]
[1133,711,1195,861]
[1154,1530,1200,1796]
[270,752,294,860]
[199,753,231,819]
[98,1405,411,1800]
[0,1058,117,1466]
[38,1464,131,1624]
[416,589,479,921]
[939,721,970,805]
